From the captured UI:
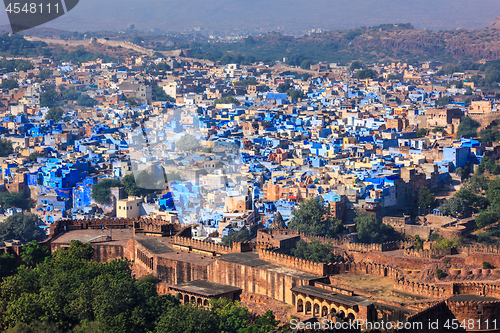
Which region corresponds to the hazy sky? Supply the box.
[1,0,499,34]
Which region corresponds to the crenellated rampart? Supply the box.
[257,248,332,276]
[457,244,500,255]
[393,278,450,298]
[404,248,453,259]
[452,282,500,298]
[172,236,252,255]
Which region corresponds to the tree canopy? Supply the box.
[213,96,239,105]
[0,192,32,210]
[221,228,251,246]
[288,197,343,237]
[77,94,98,107]
[91,178,122,203]
[176,134,200,151]
[456,116,480,139]
[1,79,18,90]
[45,107,64,121]
[354,210,400,243]
[291,240,340,263]
[0,139,13,157]
[0,241,280,333]
[0,213,45,243]
[417,186,438,210]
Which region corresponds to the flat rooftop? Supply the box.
[448,294,499,302]
[51,228,133,246]
[135,238,173,254]
[170,279,242,297]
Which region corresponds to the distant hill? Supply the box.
[0,0,499,35]
[490,16,500,29]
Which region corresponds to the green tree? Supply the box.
[27,152,43,162]
[288,197,343,237]
[291,240,339,263]
[213,96,239,105]
[350,61,364,71]
[155,303,217,333]
[456,116,480,139]
[475,211,500,229]
[478,156,500,175]
[210,298,251,333]
[437,96,452,107]
[435,268,443,279]
[233,77,258,87]
[40,89,58,107]
[276,83,291,93]
[300,59,312,70]
[483,261,492,269]
[45,107,64,121]
[431,126,446,134]
[21,241,50,267]
[418,186,437,210]
[77,94,98,107]
[355,69,377,79]
[0,192,32,210]
[0,139,13,157]
[239,310,279,333]
[1,79,18,90]
[152,86,174,102]
[176,134,200,151]
[486,178,500,210]
[121,173,157,197]
[91,178,122,203]
[221,228,251,246]
[37,69,52,81]
[286,89,305,102]
[354,210,400,243]
[416,128,427,137]
[0,213,45,243]
[165,172,182,182]
[0,253,17,278]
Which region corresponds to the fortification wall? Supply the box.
[452,282,500,298]
[404,248,453,259]
[346,249,438,270]
[262,228,410,252]
[445,300,500,329]
[208,257,313,305]
[457,244,500,255]
[156,256,209,285]
[50,242,124,262]
[257,248,330,276]
[393,279,449,298]
[406,301,449,332]
[172,236,252,255]
[448,252,500,268]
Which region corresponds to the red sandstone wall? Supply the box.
[208,258,313,305]
[156,256,208,285]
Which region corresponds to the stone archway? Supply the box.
[203,299,208,306]
[322,306,328,317]
[183,295,189,304]
[305,301,312,315]
[297,299,304,313]
[313,303,320,317]
[190,296,196,303]
[346,313,355,321]
[337,310,345,319]
[197,298,202,306]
